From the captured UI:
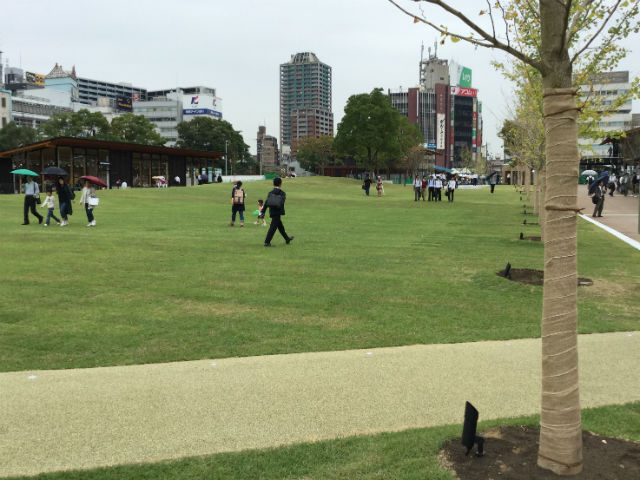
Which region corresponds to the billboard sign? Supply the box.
[436,113,446,150]
[451,86,477,97]
[459,67,472,87]
[449,63,472,88]
[25,71,45,87]
[116,96,132,111]
[182,94,222,119]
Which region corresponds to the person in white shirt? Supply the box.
[413,175,421,201]
[79,180,97,227]
[22,177,43,225]
[428,175,435,201]
[434,176,443,202]
[447,177,457,202]
[39,189,61,226]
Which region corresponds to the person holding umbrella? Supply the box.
[21,176,43,225]
[79,179,98,227]
[56,176,74,226]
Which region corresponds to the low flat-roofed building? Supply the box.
[0,137,223,193]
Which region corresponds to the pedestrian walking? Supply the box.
[362,174,372,196]
[263,177,293,246]
[21,176,43,225]
[40,189,61,226]
[592,180,605,217]
[632,172,639,196]
[489,174,497,194]
[421,176,427,201]
[79,180,98,227]
[55,177,74,226]
[447,176,457,202]
[376,176,383,197]
[230,181,246,227]
[434,175,443,201]
[428,175,435,201]
[413,175,421,201]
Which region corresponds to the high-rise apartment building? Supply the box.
[279,52,333,157]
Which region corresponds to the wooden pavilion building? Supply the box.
[0,137,223,193]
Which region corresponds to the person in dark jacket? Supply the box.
[263,177,293,247]
[592,180,605,217]
[56,176,74,226]
[363,174,372,196]
[21,176,43,225]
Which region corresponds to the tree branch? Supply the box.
[486,0,496,39]
[388,0,541,70]
[570,0,624,64]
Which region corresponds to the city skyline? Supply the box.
[1,0,638,157]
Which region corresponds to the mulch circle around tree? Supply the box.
[440,426,640,479]
[497,268,593,287]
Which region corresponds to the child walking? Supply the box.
[254,199,267,226]
[40,189,61,226]
[79,180,97,227]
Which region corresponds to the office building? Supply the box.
[1,89,10,128]
[133,96,183,146]
[578,71,633,161]
[279,52,333,155]
[388,51,482,169]
[76,76,147,106]
[257,126,279,169]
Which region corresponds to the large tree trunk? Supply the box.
[537,1,582,474]
[538,87,582,475]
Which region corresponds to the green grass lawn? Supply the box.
[5,402,639,479]
[1,178,638,372]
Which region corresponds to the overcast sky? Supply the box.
[1,0,638,156]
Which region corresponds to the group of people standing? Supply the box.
[412,174,457,202]
[230,177,294,247]
[362,175,384,197]
[21,176,97,227]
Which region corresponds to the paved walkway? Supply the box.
[577,184,640,245]
[1,332,639,477]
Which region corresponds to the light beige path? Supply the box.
[1,332,639,477]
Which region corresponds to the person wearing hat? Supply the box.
[21,176,43,225]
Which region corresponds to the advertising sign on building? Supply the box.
[436,113,446,150]
[182,94,223,120]
[25,71,45,87]
[116,96,132,111]
[450,87,477,97]
[449,63,472,88]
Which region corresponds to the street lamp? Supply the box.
[224,140,229,176]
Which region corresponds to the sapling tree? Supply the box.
[387,0,640,475]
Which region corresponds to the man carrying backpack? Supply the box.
[263,177,294,247]
[230,181,246,226]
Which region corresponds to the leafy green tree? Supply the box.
[176,117,252,173]
[0,122,40,151]
[110,113,166,146]
[296,135,336,175]
[41,109,111,139]
[388,0,640,474]
[335,88,421,174]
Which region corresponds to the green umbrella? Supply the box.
[11,168,39,177]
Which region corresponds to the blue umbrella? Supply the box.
[588,170,609,195]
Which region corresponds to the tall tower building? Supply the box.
[279,52,333,157]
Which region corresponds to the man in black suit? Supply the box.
[263,177,294,247]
